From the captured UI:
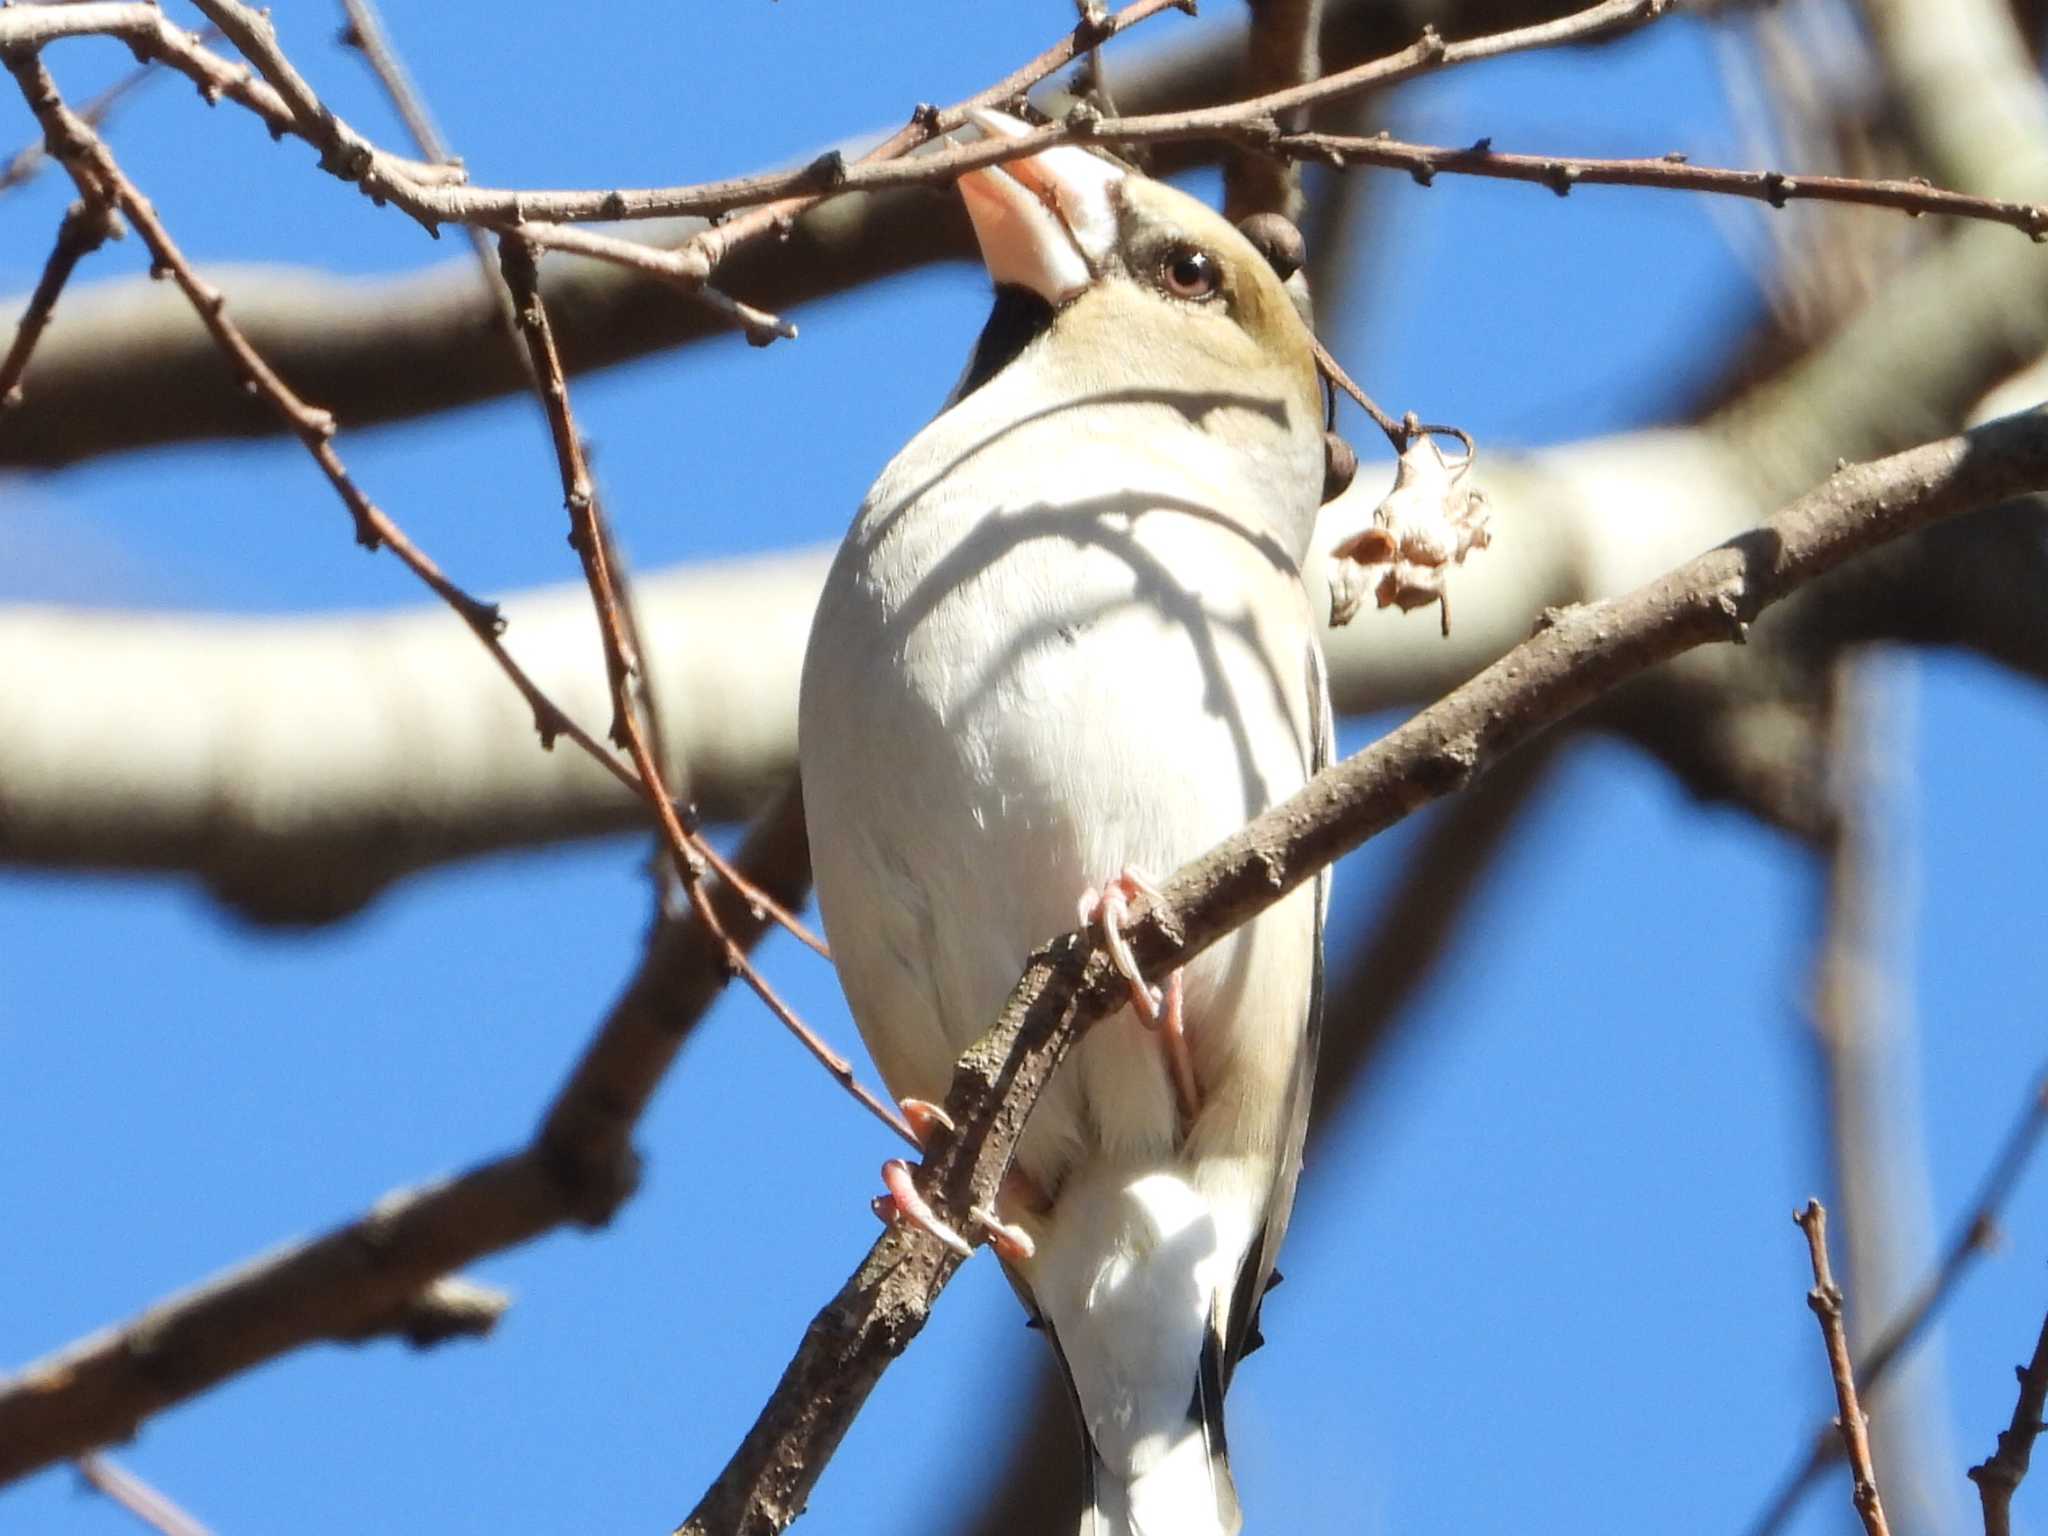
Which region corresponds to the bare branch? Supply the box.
[0,193,120,408]
[960,738,1568,1536]
[1278,130,2048,236]
[1745,1068,2048,1536]
[1968,1307,2048,1536]
[0,39,186,195]
[495,235,884,1134]
[1794,1200,1894,1536]
[0,779,814,1486]
[0,0,1654,466]
[678,411,2048,1534]
[6,45,669,784]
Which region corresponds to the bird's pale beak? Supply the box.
[957,107,1124,305]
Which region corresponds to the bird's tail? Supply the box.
[1075,1354,1241,1536]
[1079,1433,1241,1536]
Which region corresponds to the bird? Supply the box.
[798,108,1332,1536]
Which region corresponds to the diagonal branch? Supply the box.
[1,48,668,819]
[0,778,815,1486]
[675,410,2048,1534]
[495,235,887,1135]
[0,190,120,407]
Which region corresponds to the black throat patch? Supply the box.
[955,284,1057,402]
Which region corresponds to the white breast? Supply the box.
[800,375,1323,1199]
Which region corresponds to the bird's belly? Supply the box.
[803,515,1321,1191]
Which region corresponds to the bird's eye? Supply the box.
[1159,246,1222,301]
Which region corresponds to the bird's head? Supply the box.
[948,110,1325,547]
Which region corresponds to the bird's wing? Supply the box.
[1220,632,1332,1381]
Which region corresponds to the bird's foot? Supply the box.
[1077,868,1199,1121]
[870,1098,1037,1263]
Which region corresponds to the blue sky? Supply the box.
[3,5,2044,1534]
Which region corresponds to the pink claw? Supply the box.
[1153,970,1197,1122]
[1078,867,1199,1120]
[972,1204,1037,1263]
[899,1097,956,1145]
[878,1158,971,1257]
[1077,867,1168,1023]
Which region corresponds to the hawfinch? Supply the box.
[800,110,1330,1536]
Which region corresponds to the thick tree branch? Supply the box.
[677,411,2048,1534]
[12,419,2048,921]
[0,780,813,1486]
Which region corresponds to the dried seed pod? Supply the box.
[1328,428,1493,635]
[1236,212,1306,282]
[1321,430,1357,505]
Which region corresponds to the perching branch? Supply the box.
[0,780,815,1486]
[678,410,2048,1534]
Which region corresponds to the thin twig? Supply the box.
[1808,654,1957,1534]
[1968,1308,2048,1536]
[75,1455,213,1536]
[676,410,2048,1534]
[0,4,458,184]
[22,0,2047,255]
[1272,130,2048,239]
[334,0,521,350]
[683,0,1192,275]
[0,51,665,812]
[18,0,2036,351]
[330,0,818,952]
[335,0,448,165]
[6,0,1665,231]
[1746,1069,2048,1536]
[3,17,828,991]
[1311,332,1403,446]
[0,193,121,409]
[0,780,816,1485]
[0,29,215,195]
[494,236,898,1142]
[1795,1200,1894,1536]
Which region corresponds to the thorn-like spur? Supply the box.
[1078,868,1199,1122]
